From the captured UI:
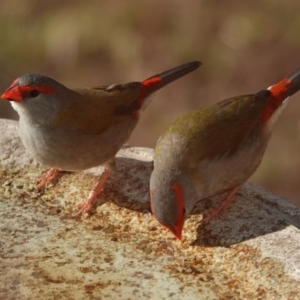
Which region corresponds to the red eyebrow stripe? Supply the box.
[1,83,56,102]
[170,183,184,228]
[18,84,56,95]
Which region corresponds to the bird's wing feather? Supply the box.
[156,90,270,166]
[54,83,142,135]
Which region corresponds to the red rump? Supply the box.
[261,78,292,123]
[137,76,163,107]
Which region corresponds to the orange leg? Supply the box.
[199,186,239,225]
[74,169,112,217]
[35,168,61,192]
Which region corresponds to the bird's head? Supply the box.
[1,74,73,124]
[150,175,185,241]
[1,74,61,103]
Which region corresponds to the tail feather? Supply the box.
[144,61,201,89]
[262,67,300,124]
[287,67,300,97]
[139,61,201,110]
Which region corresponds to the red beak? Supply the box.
[1,83,22,102]
[168,223,183,241]
[150,188,184,241]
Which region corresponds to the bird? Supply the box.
[1,61,201,216]
[150,66,300,240]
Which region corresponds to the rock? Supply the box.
[1,118,300,299]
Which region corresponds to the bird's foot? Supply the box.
[199,208,221,225]
[74,190,98,217]
[35,168,60,192]
[73,169,112,217]
[199,186,239,225]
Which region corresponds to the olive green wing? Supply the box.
[54,82,143,135]
[158,90,270,163]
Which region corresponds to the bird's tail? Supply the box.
[140,61,201,110]
[286,67,300,97]
[261,67,300,123]
[269,67,300,100]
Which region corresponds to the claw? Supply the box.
[199,186,239,225]
[73,169,112,217]
[35,168,60,192]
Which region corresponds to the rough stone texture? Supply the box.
[1,118,300,299]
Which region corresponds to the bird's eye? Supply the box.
[29,90,40,98]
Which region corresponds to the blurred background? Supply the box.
[0,0,300,206]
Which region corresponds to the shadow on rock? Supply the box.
[190,189,297,247]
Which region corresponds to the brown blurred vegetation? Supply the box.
[1,0,300,206]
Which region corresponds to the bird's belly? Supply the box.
[19,120,137,171]
[195,133,270,197]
